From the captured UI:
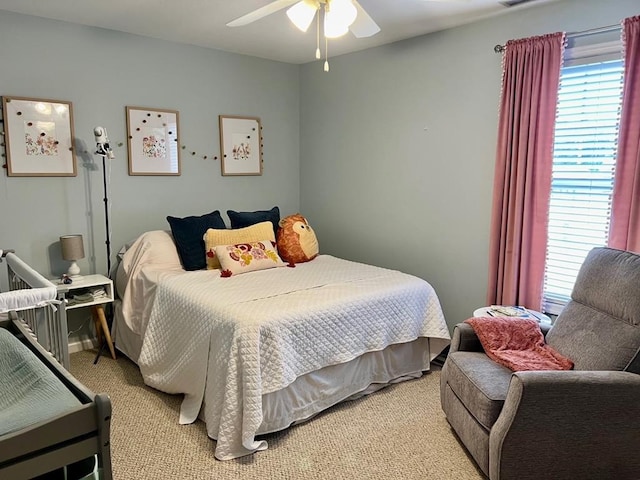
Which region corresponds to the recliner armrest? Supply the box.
[451,320,553,354]
[450,322,484,353]
[489,370,640,480]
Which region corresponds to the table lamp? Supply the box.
[60,234,85,279]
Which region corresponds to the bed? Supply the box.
[0,251,112,479]
[112,229,451,460]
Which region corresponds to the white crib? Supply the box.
[0,250,70,369]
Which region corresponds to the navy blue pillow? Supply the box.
[227,206,280,235]
[167,211,226,271]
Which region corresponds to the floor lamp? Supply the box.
[94,126,114,364]
[94,126,114,276]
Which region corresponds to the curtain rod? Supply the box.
[493,23,621,53]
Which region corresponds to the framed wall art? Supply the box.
[219,115,263,176]
[126,106,180,176]
[1,96,77,176]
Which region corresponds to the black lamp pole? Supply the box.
[94,126,113,277]
[93,126,114,364]
[102,155,111,277]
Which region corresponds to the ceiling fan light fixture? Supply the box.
[286,0,318,32]
[324,16,349,38]
[324,7,353,37]
[329,0,357,27]
[323,0,357,38]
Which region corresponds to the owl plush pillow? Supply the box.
[276,214,319,265]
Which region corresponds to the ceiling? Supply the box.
[0,0,560,64]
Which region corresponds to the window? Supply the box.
[543,53,624,314]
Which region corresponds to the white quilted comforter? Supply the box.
[138,255,449,460]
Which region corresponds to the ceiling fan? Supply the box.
[227,0,380,37]
[227,0,380,71]
[227,0,471,70]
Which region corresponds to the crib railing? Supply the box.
[1,250,70,369]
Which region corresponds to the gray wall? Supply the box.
[299,0,640,331]
[0,10,299,345]
[0,11,300,282]
[1,0,639,340]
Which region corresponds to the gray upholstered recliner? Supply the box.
[440,247,640,480]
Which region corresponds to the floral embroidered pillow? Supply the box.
[214,240,285,276]
[204,221,276,270]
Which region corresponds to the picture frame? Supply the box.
[126,106,180,176]
[219,115,263,176]
[1,96,77,177]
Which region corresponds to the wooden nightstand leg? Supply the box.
[92,305,116,360]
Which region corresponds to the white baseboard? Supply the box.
[68,337,97,354]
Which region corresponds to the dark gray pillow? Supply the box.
[167,211,226,271]
[227,206,280,235]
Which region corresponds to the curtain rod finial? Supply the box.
[494,44,505,53]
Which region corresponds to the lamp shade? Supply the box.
[324,13,349,38]
[324,0,356,38]
[330,0,357,27]
[60,234,85,261]
[286,0,317,32]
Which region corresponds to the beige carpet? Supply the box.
[70,350,485,480]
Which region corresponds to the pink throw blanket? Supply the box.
[465,317,573,371]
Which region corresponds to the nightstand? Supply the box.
[473,306,552,325]
[54,274,116,360]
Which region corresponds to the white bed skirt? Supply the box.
[254,337,430,435]
[113,300,432,436]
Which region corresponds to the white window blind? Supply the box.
[543,59,623,315]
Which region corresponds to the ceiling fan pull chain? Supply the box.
[322,2,329,71]
[324,34,329,72]
[315,7,321,59]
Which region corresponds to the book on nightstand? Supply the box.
[487,305,532,318]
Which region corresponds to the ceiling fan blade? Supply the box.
[349,0,380,38]
[227,0,300,27]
